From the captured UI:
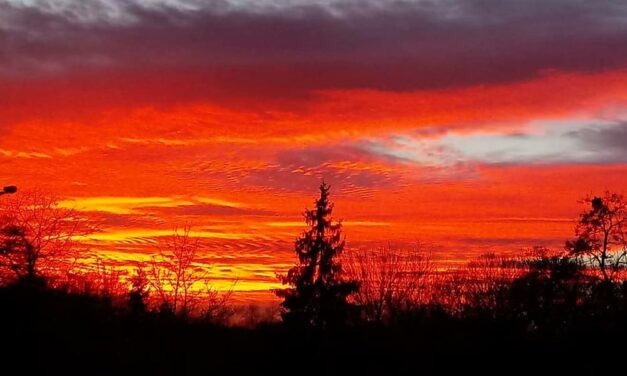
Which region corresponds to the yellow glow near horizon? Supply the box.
[59,196,247,214]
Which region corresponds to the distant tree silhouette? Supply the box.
[128,268,150,316]
[430,252,523,316]
[199,283,235,324]
[239,303,280,328]
[147,226,233,319]
[79,258,125,297]
[149,226,204,317]
[276,182,359,328]
[344,244,432,322]
[0,190,94,283]
[566,192,627,282]
[497,250,585,332]
[462,252,526,312]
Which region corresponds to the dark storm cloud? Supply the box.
[2,0,627,96]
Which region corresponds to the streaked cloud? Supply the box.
[59,196,247,214]
[86,228,264,242]
[0,149,52,159]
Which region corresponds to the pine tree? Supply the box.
[276,182,359,328]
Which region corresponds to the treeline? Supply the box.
[275,184,627,332]
[0,190,236,321]
[0,185,626,373]
[0,186,626,328]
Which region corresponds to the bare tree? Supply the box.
[148,226,234,319]
[199,280,235,324]
[149,226,204,316]
[462,252,523,311]
[82,258,126,297]
[0,190,94,283]
[566,191,627,282]
[431,269,467,315]
[344,244,433,322]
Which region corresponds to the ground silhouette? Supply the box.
[1,187,626,374]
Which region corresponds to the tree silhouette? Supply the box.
[344,244,432,323]
[0,190,93,283]
[276,182,358,328]
[496,250,585,332]
[147,226,233,319]
[128,268,150,316]
[566,192,626,282]
[148,226,204,317]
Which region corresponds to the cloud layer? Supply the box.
[3,0,627,101]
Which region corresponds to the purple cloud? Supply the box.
[2,0,627,99]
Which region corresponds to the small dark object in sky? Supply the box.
[2,186,17,194]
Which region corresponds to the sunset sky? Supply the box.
[2,0,627,300]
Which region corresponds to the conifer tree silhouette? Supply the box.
[276,182,358,328]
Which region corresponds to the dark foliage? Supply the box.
[127,268,150,317]
[1,276,626,375]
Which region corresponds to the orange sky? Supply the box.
[2,0,627,301]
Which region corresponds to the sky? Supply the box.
[2,0,627,300]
